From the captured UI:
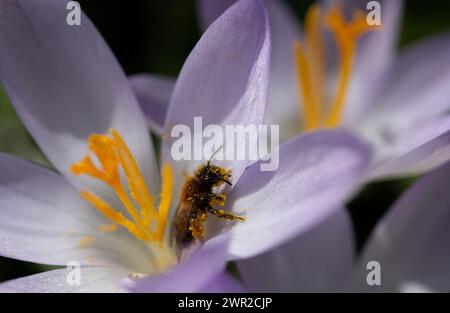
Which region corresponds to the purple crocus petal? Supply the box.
[129,74,175,136]
[0,0,158,191]
[0,153,100,265]
[367,118,450,181]
[373,114,450,161]
[198,272,247,293]
[162,0,270,185]
[130,235,230,293]
[263,0,302,142]
[237,209,354,292]
[0,153,156,271]
[197,0,301,142]
[0,268,127,293]
[361,31,450,133]
[353,161,450,292]
[322,0,404,123]
[226,130,371,259]
[196,0,237,31]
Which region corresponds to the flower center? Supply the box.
[294,4,379,131]
[70,129,174,255]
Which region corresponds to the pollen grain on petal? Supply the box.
[79,236,95,248]
[99,223,118,233]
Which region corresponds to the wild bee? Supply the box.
[171,148,245,252]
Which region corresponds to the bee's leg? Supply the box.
[207,206,245,221]
[208,192,227,206]
[189,211,207,240]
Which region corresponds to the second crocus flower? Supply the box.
[138,0,450,183]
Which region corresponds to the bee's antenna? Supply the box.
[207,145,223,166]
[218,177,232,186]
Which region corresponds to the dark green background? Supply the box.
[0,0,449,284]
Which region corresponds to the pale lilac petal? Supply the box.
[130,235,230,293]
[370,114,450,161]
[0,268,127,293]
[129,74,175,136]
[263,0,302,142]
[0,153,100,265]
[237,209,354,292]
[196,0,237,31]
[198,0,301,142]
[0,0,158,191]
[367,119,450,180]
[0,153,157,271]
[351,0,403,75]
[162,0,270,186]
[226,130,371,258]
[199,272,247,293]
[362,31,450,132]
[353,161,450,292]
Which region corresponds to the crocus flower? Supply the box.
[237,160,450,292]
[135,0,450,182]
[0,0,242,293]
[0,0,370,292]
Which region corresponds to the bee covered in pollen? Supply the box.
[171,148,245,252]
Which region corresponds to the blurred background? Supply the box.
[0,0,449,283]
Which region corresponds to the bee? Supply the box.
[171,148,245,253]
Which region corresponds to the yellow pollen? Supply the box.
[189,212,207,240]
[294,5,380,131]
[128,273,146,279]
[79,236,95,248]
[294,4,324,131]
[99,223,118,233]
[70,129,174,245]
[294,41,319,131]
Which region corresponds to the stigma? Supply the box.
[294,4,380,131]
[70,129,174,248]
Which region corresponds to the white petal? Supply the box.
[0,268,127,293]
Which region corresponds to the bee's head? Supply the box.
[195,163,232,187]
